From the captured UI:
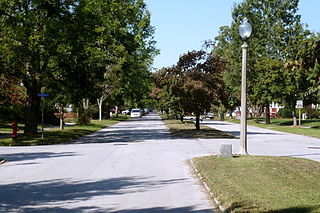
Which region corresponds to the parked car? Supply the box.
[130,109,141,118]
[144,108,150,114]
[205,112,214,119]
[122,109,130,115]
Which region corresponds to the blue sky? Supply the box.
[145,0,320,70]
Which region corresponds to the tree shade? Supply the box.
[0,0,157,134]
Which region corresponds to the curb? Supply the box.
[189,159,229,213]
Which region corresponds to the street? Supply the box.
[1,113,320,212]
[203,120,320,162]
[0,113,217,213]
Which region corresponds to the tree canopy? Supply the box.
[0,0,157,134]
[213,0,320,125]
[154,50,226,130]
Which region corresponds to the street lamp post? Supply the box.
[239,18,252,155]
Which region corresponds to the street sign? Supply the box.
[296,100,303,109]
[37,93,50,97]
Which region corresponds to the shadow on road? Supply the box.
[12,206,214,213]
[221,130,285,137]
[73,114,172,144]
[1,152,78,163]
[0,176,212,213]
[72,126,171,143]
[74,128,171,144]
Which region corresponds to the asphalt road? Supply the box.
[0,113,219,213]
[1,114,319,213]
[203,119,320,162]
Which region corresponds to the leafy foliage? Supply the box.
[154,50,226,130]
[0,0,157,134]
[213,0,320,125]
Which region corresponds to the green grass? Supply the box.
[193,155,320,212]
[227,118,320,138]
[0,123,25,132]
[0,116,128,146]
[161,115,235,139]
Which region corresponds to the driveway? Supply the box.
[202,120,320,162]
[0,113,223,213]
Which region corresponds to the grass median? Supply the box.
[161,115,235,139]
[193,155,320,213]
[0,116,128,146]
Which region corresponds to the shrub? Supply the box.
[306,108,320,119]
[0,105,25,122]
[277,107,293,118]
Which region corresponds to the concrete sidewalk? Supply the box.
[202,120,320,162]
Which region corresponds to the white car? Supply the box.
[122,109,130,115]
[130,109,141,118]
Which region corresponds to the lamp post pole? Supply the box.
[238,17,252,155]
[240,41,248,155]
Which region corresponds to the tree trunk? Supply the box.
[105,104,111,119]
[195,113,200,130]
[24,87,41,136]
[77,99,90,125]
[255,110,259,123]
[83,99,89,110]
[97,98,103,122]
[105,111,110,119]
[265,103,271,124]
[292,101,297,126]
[179,114,184,122]
[59,106,64,130]
[115,106,118,118]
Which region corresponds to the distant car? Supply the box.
[130,109,141,118]
[122,109,130,115]
[144,108,150,114]
[205,112,214,119]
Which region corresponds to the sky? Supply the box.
[145,0,320,70]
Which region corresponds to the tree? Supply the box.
[153,66,185,119]
[0,74,26,121]
[281,26,317,126]
[214,0,317,125]
[96,65,119,122]
[0,0,76,135]
[58,0,157,119]
[154,50,226,130]
[0,0,157,133]
[252,57,283,123]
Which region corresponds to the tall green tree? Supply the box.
[61,0,157,115]
[0,0,157,133]
[214,0,317,125]
[153,66,185,119]
[0,0,77,135]
[154,50,226,130]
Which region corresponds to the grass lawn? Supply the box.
[0,116,128,146]
[161,115,235,139]
[193,155,320,213]
[0,123,25,132]
[227,118,320,138]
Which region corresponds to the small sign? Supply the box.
[296,100,303,109]
[37,93,50,97]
